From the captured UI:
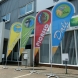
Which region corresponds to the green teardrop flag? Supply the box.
[20,16,35,56]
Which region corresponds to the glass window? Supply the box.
[31,29,34,34]
[2,13,10,22]
[53,0,59,2]
[40,35,49,63]
[27,2,33,13]
[19,6,26,16]
[6,14,10,21]
[52,45,61,64]
[19,2,34,17]
[75,30,78,65]
[62,31,76,65]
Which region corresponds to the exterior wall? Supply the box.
[0,0,78,66]
[38,0,78,66]
[0,0,36,63]
[36,0,78,15]
[68,0,78,15]
[4,29,9,39]
[0,22,5,62]
[36,0,67,12]
[0,0,36,30]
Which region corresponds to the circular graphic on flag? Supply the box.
[24,18,34,28]
[56,4,71,18]
[13,24,21,33]
[38,12,49,24]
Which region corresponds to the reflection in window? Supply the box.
[20,6,26,16]
[62,31,76,65]
[27,2,33,12]
[53,0,59,2]
[75,31,78,64]
[52,45,61,64]
[19,2,34,17]
[40,35,49,63]
[31,29,34,34]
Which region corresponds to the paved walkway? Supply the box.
[0,65,78,78]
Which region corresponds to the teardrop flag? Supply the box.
[35,10,51,57]
[20,16,35,56]
[52,2,75,54]
[7,22,21,57]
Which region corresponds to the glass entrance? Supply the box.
[40,35,49,63]
[62,31,76,65]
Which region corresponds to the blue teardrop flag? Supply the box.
[52,2,75,54]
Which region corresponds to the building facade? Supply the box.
[0,0,78,67]
[0,0,36,63]
[36,0,78,67]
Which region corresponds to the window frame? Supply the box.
[26,1,34,14]
[18,1,34,18]
[19,6,27,17]
[2,13,11,23]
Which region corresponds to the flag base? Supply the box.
[46,73,59,78]
[30,70,39,74]
[15,68,21,71]
[3,66,8,69]
[2,65,8,69]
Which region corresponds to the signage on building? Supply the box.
[70,15,78,27]
[62,53,69,61]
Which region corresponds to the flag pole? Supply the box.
[46,24,58,78]
[15,40,21,71]
[15,23,22,71]
[30,33,38,74]
[3,35,9,69]
[3,51,8,69]
[30,17,38,74]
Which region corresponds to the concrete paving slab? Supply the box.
[0,65,78,78]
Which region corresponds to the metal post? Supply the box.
[46,24,59,78]
[46,35,55,77]
[15,40,21,71]
[11,50,13,61]
[65,61,67,74]
[3,51,8,69]
[3,40,9,69]
[30,37,38,74]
